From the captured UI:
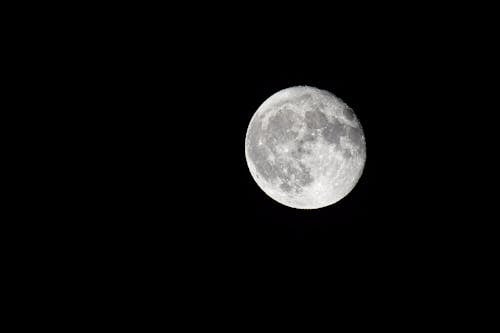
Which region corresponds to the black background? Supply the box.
[106,31,451,267]
[8,3,495,326]
[62,6,495,310]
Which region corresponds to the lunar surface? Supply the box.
[245,86,366,209]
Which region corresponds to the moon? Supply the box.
[245,86,366,209]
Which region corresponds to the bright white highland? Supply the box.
[245,86,366,209]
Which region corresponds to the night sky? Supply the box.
[24,5,495,323]
[113,43,445,265]
[87,11,489,299]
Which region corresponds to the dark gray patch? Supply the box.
[348,126,364,148]
[301,132,317,143]
[343,107,355,121]
[296,145,307,155]
[280,182,293,192]
[290,148,303,160]
[294,162,314,187]
[322,119,347,145]
[342,149,352,159]
[267,109,298,143]
[290,134,316,160]
[305,110,328,129]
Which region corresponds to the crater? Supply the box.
[343,107,355,121]
[280,182,293,192]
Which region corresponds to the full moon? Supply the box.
[245,86,366,209]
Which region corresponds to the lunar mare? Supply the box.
[245,86,366,209]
